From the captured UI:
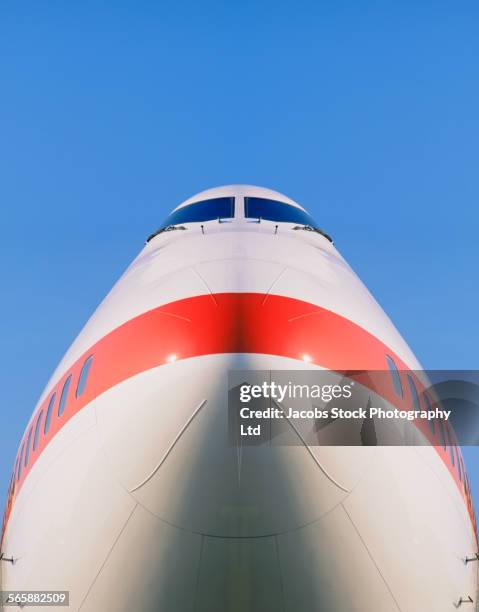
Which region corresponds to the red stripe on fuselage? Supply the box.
[2,293,476,541]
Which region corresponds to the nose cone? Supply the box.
[96,353,374,538]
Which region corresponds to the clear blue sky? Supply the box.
[1,2,478,512]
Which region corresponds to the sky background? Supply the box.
[1,2,478,512]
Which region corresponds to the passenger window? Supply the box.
[438,419,446,450]
[33,410,44,451]
[76,355,94,398]
[24,428,33,467]
[462,461,468,492]
[8,475,14,502]
[423,393,435,434]
[58,375,72,417]
[446,427,455,466]
[457,449,463,481]
[13,459,19,486]
[17,444,24,481]
[407,375,420,411]
[44,393,57,435]
[385,356,403,397]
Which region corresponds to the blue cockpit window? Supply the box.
[147,197,235,241]
[244,197,317,226]
[162,197,234,228]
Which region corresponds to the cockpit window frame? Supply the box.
[147,197,235,242]
[243,197,332,241]
[243,196,313,224]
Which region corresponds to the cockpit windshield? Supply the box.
[147,193,332,243]
[147,197,235,241]
[164,197,234,227]
[244,197,332,242]
[244,197,316,226]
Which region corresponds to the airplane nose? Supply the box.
[95,353,375,538]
